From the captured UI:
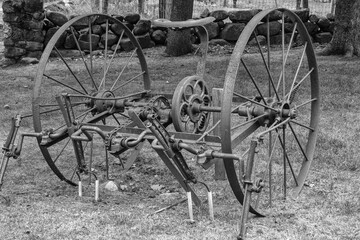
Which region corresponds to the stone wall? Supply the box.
[2,0,45,60]
[1,2,335,62]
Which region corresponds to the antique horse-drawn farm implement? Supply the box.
[0,8,319,239]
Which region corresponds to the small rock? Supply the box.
[4,104,10,109]
[120,185,128,191]
[20,57,39,64]
[104,181,119,191]
[150,184,165,191]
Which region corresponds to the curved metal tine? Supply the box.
[253,29,280,101]
[70,26,96,88]
[276,22,298,94]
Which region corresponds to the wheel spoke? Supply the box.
[112,70,144,92]
[53,138,71,164]
[241,59,266,105]
[290,120,314,132]
[294,98,317,109]
[54,48,89,95]
[285,68,314,100]
[287,42,308,102]
[233,92,278,112]
[231,113,267,131]
[43,74,85,95]
[101,31,126,89]
[253,31,280,100]
[276,22,298,93]
[288,123,309,162]
[70,27,96,88]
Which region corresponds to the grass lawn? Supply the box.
[0,42,359,240]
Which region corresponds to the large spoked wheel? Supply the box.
[33,14,150,185]
[220,9,320,216]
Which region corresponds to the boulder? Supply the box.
[317,17,331,32]
[111,22,134,36]
[133,19,151,36]
[248,35,266,46]
[124,13,140,24]
[120,37,135,51]
[25,51,42,59]
[217,20,225,29]
[78,33,100,51]
[44,27,66,48]
[200,8,210,18]
[4,47,26,58]
[289,8,309,23]
[112,15,124,22]
[309,14,319,24]
[270,33,294,45]
[24,0,44,12]
[220,23,246,41]
[43,18,56,30]
[46,11,68,27]
[19,56,40,64]
[314,32,332,44]
[151,29,166,45]
[92,24,104,35]
[32,11,45,21]
[24,29,44,42]
[256,21,281,36]
[24,41,43,51]
[72,17,90,31]
[204,22,219,40]
[100,33,119,47]
[64,33,79,49]
[228,9,261,23]
[304,22,319,36]
[284,22,295,33]
[263,10,282,21]
[136,33,154,49]
[210,10,228,22]
[326,13,335,21]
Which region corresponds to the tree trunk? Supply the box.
[165,0,194,56]
[296,0,301,9]
[319,0,360,57]
[303,0,308,8]
[138,0,144,14]
[233,0,237,8]
[223,0,228,7]
[102,0,108,14]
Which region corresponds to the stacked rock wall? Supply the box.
[1,2,335,61]
[2,0,45,60]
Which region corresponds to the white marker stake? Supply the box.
[187,192,194,222]
[95,180,99,201]
[78,181,82,197]
[208,191,214,221]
